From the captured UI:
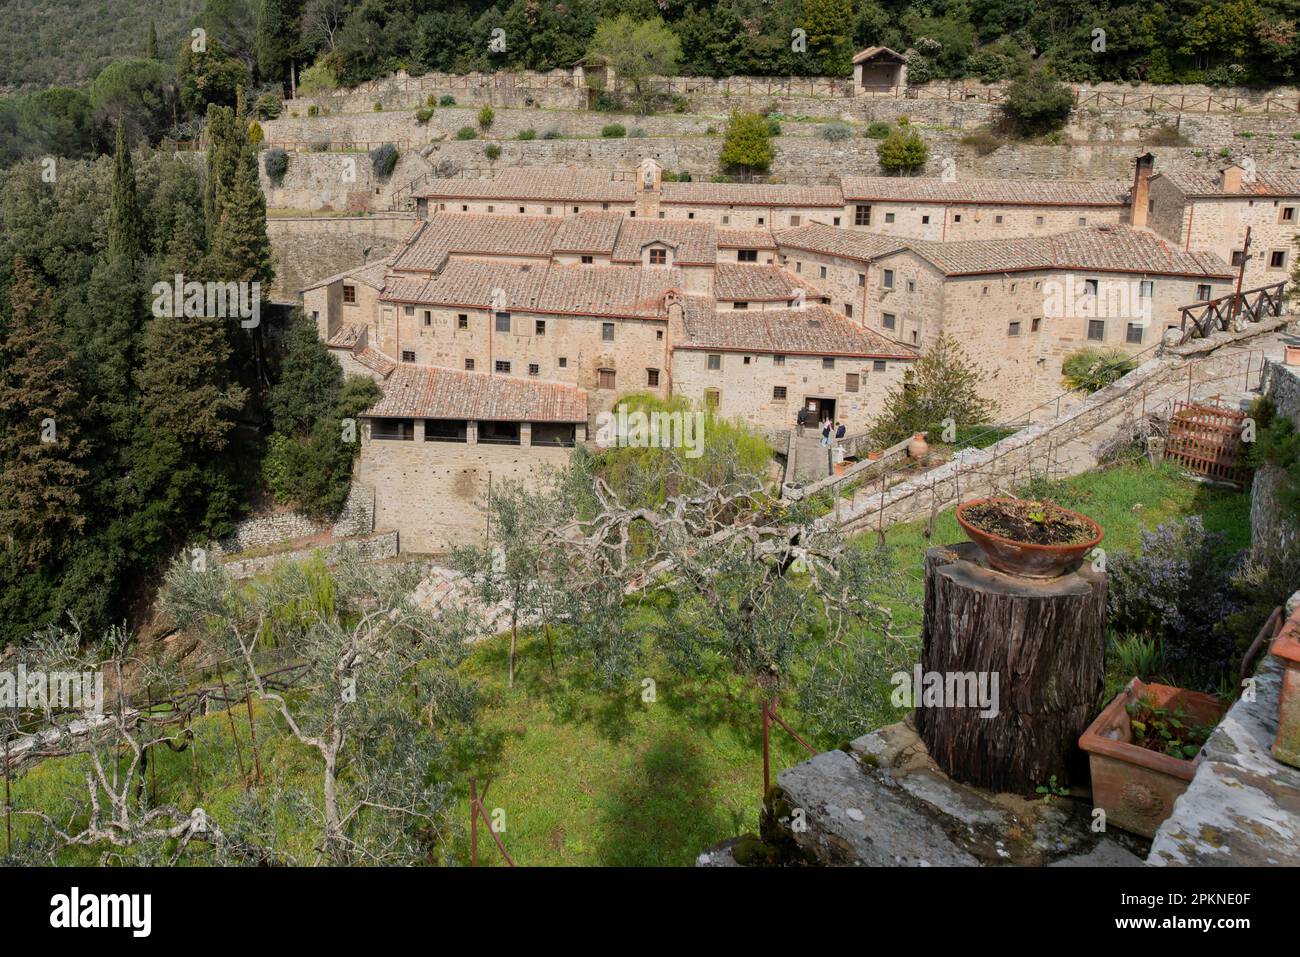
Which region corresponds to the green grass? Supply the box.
[7,461,1249,866]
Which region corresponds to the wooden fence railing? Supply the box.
[1176,281,1290,344]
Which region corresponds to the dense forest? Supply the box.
[0,0,1297,98]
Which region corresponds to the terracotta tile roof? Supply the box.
[352,347,396,377]
[774,221,908,261]
[717,227,777,249]
[853,45,906,64]
[676,299,915,358]
[382,261,680,318]
[660,181,844,208]
[391,213,559,272]
[905,225,1233,278]
[712,263,824,301]
[840,175,1130,206]
[552,211,625,253]
[610,219,718,264]
[327,322,366,348]
[1155,169,1300,199]
[301,258,389,293]
[414,168,635,204]
[365,364,588,422]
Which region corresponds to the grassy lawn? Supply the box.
[7,461,1249,866]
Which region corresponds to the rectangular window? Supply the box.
[528,363,540,376]
[1083,278,1099,296]
[773,386,787,400]
[1035,215,1045,226]
[756,217,765,225]
[704,388,720,409]
[1126,323,1144,344]
[1031,317,1041,332]
[1281,206,1296,223]
[1078,217,1087,226]
[773,354,785,366]
[822,357,834,370]
[844,304,853,318]
[737,249,758,262]
[423,310,432,326]
[845,373,859,393]
[819,265,827,279]
[647,368,660,387]
[424,419,467,443]
[953,214,962,224]
[1197,283,1212,300]
[465,358,475,370]
[518,206,525,214]
[372,418,414,441]
[546,206,553,215]
[403,305,414,316]
[872,360,886,372]
[649,248,667,266]
[1139,281,1154,299]
[789,215,801,227]
[602,322,615,341]
[1087,320,1105,341]
[857,273,865,287]
[884,212,895,223]
[833,217,841,226]
[882,313,896,330]
[479,421,520,446]
[1269,250,1288,269]
[495,360,511,373]
[342,285,356,303]
[458,313,469,329]
[733,302,749,310]
[535,319,546,336]
[487,205,495,213]
[883,269,895,289]
[532,423,576,448]
[401,350,416,363]
[581,255,594,264]
[994,215,1003,225]
[707,354,721,371]
[597,368,616,389]
[906,280,915,293]
[495,312,511,333]
[855,204,871,226]
[722,215,730,225]
[558,357,567,368]
[1231,250,1245,266]
[1007,321,1021,337]
[921,215,930,225]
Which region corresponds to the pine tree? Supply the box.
[107,119,143,263]
[0,258,89,567]
[268,309,343,437]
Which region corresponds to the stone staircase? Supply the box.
[787,432,833,485]
[698,720,1145,868]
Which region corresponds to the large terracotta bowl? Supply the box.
[955,497,1103,579]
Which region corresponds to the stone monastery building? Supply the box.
[303,154,1296,553]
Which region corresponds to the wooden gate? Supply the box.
[1165,399,1251,484]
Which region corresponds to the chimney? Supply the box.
[1220,164,1243,193]
[1130,151,1155,230]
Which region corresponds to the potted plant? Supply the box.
[1284,342,1300,367]
[955,497,1103,578]
[1270,604,1300,769]
[1079,678,1227,838]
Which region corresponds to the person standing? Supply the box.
[821,417,832,447]
[796,406,807,436]
[835,421,846,440]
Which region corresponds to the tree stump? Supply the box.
[914,542,1107,794]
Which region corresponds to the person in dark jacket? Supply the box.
[796,406,807,436]
[835,421,846,440]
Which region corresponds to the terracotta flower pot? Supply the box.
[1270,606,1300,769]
[867,450,883,461]
[1285,343,1300,367]
[955,498,1103,579]
[1079,679,1227,838]
[907,431,929,461]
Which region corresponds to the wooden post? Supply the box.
[761,699,771,797]
[4,731,11,855]
[915,542,1107,793]
[470,778,479,867]
[216,661,247,786]
[245,693,264,786]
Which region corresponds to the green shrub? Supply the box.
[484,143,501,160]
[477,104,494,130]
[307,104,319,117]
[455,126,478,140]
[819,123,852,141]
[373,101,383,111]
[865,120,891,139]
[593,91,620,112]
[630,127,647,138]
[517,128,536,140]
[263,147,289,184]
[254,92,283,120]
[601,123,626,138]
[369,143,399,178]
[1061,347,1137,393]
[309,138,329,152]
[877,125,928,173]
[542,126,561,139]
[959,130,1004,155]
[415,106,434,124]
[298,57,339,95]
[719,110,772,173]
[439,94,456,106]
[1002,67,1075,136]
[766,117,782,136]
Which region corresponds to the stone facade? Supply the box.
[1250,358,1300,561]
[671,348,907,432]
[213,484,376,557]
[354,418,577,553]
[221,531,399,580]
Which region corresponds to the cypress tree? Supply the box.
[107,118,143,263]
[210,140,274,288]
[256,0,290,85]
[0,258,89,567]
[147,21,159,59]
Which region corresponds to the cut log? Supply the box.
[914,542,1107,794]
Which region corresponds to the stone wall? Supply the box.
[221,531,400,579]
[268,213,415,300]
[1250,358,1300,561]
[212,484,375,557]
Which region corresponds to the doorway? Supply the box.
[805,396,836,423]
